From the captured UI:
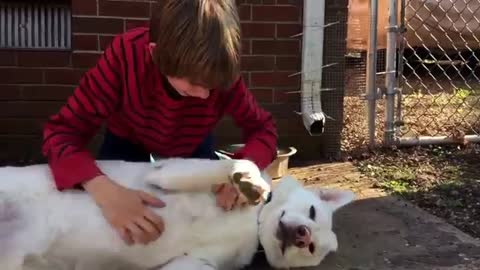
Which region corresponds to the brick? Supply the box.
[250,88,273,103]
[238,5,251,21]
[241,23,275,38]
[250,71,300,87]
[261,103,300,118]
[0,68,44,84]
[125,19,149,31]
[273,88,300,103]
[0,51,17,66]
[99,35,115,51]
[241,72,251,86]
[44,69,86,85]
[22,85,75,101]
[252,40,299,55]
[0,135,45,162]
[73,17,124,34]
[0,101,64,118]
[276,23,302,38]
[241,56,275,71]
[239,0,269,4]
[17,52,71,67]
[277,0,303,6]
[275,56,301,70]
[72,0,97,15]
[242,0,263,4]
[0,118,45,135]
[241,40,251,55]
[252,5,300,22]
[72,52,101,68]
[99,0,150,18]
[0,85,22,100]
[274,118,309,135]
[72,34,99,51]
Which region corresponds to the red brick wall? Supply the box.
[0,0,348,164]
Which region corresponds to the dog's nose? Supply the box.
[295,225,311,248]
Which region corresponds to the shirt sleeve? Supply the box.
[42,34,125,190]
[223,77,279,170]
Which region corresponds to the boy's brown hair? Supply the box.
[150,0,241,90]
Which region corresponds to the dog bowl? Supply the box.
[215,144,297,179]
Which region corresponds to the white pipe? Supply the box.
[300,0,326,135]
[398,135,480,146]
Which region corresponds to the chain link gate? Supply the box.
[366,0,480,147]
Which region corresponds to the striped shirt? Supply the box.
[42,27,278,190]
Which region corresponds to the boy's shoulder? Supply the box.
[114,26,150,46]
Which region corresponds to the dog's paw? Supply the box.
[230,172,266,206]
[227,160,271,206]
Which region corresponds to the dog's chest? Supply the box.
[157,193,262,268]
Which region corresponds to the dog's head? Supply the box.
[258,175,355,269]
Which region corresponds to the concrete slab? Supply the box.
[245,162,480,270]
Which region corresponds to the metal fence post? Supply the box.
[366,0,379,147]
[384,0,398,146]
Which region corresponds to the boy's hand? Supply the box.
[212,172,266,211]
[212,183,250,211]
[82,175,166,245]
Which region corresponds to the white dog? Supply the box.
[0,158,355,270]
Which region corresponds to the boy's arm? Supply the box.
[42,35,125,190]
[223,77,278,170]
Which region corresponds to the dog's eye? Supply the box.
[309,205,316,220]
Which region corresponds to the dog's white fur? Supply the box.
[0,158,355,270]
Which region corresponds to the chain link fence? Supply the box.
[343,0,480,152]
[396,0,480,145]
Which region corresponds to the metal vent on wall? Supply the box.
[0,0,71,50]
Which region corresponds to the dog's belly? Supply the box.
[0,161,261,269]
[40,191,259,268]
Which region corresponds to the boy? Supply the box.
[41,0,278,246]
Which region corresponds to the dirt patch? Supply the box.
[352,145,480,239]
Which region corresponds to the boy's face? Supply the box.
[166,76,211,99]
[149,42,211,99]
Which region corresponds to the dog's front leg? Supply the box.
[152,255,217,270]
[144,158,263,192]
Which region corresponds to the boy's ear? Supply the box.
[148,42,157,55]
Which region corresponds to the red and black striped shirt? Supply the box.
[42,27,278,190]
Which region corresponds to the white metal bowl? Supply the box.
[215,144,297,179]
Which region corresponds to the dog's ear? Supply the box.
[316,189,355,212]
